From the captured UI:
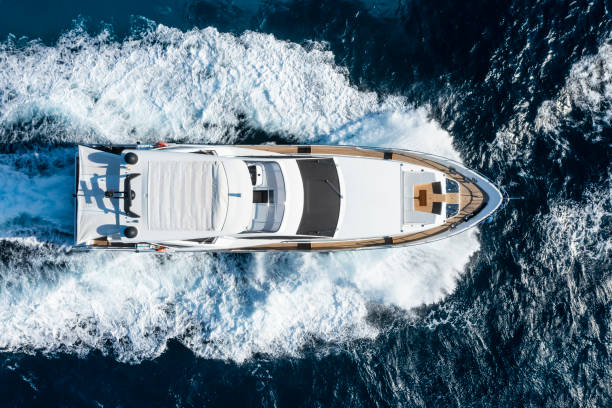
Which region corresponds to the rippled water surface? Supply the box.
[0,1,610,407]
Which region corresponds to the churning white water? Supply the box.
[0,24,480,362]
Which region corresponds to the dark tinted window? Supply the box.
[296,159,341,237]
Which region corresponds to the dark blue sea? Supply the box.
[0,0,610,406]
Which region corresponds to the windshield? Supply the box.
[296,159,341,237]
[246,161,285,232]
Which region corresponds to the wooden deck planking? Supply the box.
[412,182,458,212]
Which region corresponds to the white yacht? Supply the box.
[74,143,504,252]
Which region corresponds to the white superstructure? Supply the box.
[74,144,504,252]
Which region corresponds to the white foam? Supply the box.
[0,24,404,143]
[330,107,462,160]
[491,37,612,172]
[327,232,479,310]
[537,178,611,268]
[0,250,375,362]
[0,24,480,362]
[536,38,612,138]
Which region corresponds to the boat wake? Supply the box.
[0,24,480,362]
[0,148,73,241]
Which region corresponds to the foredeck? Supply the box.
[242,145,487,250]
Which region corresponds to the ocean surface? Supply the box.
[0,0,610,406]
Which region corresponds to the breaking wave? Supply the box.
[537,178,612,270]
[0,22,406,144]
[0,24,479,362]
[536,35,612,142]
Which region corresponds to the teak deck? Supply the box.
[242,145,486,250]
[413,182,460,213]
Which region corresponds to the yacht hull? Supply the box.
[73,144,504,252]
